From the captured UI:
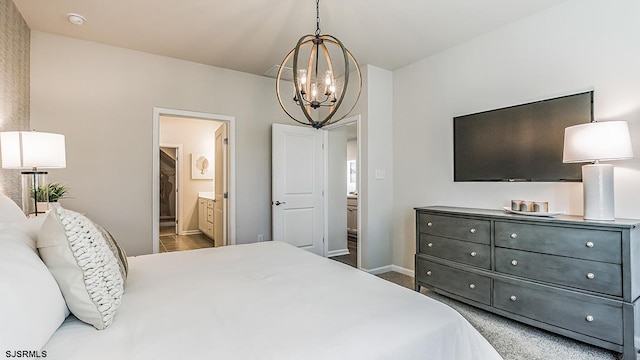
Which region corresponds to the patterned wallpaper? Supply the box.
[0,0,30,204]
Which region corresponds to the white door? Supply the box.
[214,122,228,247]
[272,123,324,256]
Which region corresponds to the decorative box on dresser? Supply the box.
[414,206,640,360]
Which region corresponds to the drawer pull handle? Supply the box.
[586,273,595,280]
[427,221,433,227]
[510,295,517,301]
[586,315,594,322]
[426,271,432,276]
[470,251,477,257]
[469,284,476,289]
[470,228,477,234]
[510,233,518,239]
[586,241,594,248]
[427,243,434,248]
[511,260,518,266]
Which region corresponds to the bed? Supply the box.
[0,194,502,360]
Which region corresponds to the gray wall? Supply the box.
[29,32,284,255]
[0,0,30,204]
[392,0,640,270]
[28,32,397,273]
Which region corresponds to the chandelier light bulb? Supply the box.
[324,70,333,95]
[299,70,307,86]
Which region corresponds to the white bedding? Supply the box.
[43,241,502,360]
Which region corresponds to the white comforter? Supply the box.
[43,241,502,360]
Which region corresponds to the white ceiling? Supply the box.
[12,0,569,77]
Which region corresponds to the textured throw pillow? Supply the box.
[37,207,124,330]
[93,222,128,281]
[0,224,69,351]
[0,192,26,223]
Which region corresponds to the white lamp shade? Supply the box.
[563,121,634,163]
[0,131,67,169]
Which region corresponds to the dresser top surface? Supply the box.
[415,206,640,229]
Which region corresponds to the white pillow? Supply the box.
[0,192,26,223]
[93,222,128,282]
[0,224,69,351]
[37,207,124,330]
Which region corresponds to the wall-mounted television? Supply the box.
[453,91,593,182]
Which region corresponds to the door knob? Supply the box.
[273,201,286,206]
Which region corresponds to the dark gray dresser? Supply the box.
[414,206,640,359]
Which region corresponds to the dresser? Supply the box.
[414,206,640,359]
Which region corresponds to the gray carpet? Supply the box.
[377,272,629,360]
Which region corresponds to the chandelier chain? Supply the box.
[315,0,321,36]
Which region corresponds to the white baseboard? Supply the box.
[327,248,350,257]
[179,230,201,236]
[391,265,415,277]
[363,264,415,277]
[363,265,393,275]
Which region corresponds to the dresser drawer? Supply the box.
[418,213,490,244]
[495,248,622,296]
[416,258,491,305]
[419,234,490,269]
[495,221,621,263]
[494,280,623,345]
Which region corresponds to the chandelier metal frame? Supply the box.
[276,0,361,129]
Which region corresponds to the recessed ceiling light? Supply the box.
[67,13,86,26]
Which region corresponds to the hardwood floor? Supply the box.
[159,228,213,253]
[330,237,357,267]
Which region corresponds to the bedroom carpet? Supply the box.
[377,272,629,360]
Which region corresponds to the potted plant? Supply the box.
[31,183,68,212]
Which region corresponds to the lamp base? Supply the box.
[21,171,49,217]
[582,164,614,221]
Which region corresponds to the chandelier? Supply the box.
[276,0,361,129]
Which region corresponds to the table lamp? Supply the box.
[563,121,633,220]
[0,131,66,216]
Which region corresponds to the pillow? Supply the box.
[93,222,128,281]
[37,207,124,330]
[0,224,69,351]
[0,215,48,252]
[0,192,26,223]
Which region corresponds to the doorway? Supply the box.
[325,117,360,268]
[270,116,361,266]
[152,108,237,254]
[159,145,180,237]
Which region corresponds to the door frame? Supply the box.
[159,143,182,235]
[323,115,362,268]
[152,107,237,253]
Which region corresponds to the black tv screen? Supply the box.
[454,91,593,182]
